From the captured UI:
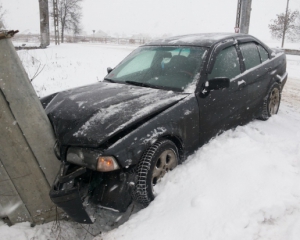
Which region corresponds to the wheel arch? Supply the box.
[159,135,184,164]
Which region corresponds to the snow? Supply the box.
[17,43,135,97]
[167,33,233,44]
[140,127,167,144]
[102,105,300,240]
[286,55,300,79]
[1,43,300,240]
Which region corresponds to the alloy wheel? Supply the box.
[268,88,280,115]
[151,149,177,192]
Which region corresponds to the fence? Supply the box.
[12,33,151,46]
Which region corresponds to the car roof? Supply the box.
[144,33,251,48]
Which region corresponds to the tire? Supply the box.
[133,140,179,206]
[259,83,281,121]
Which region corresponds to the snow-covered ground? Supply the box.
[17,43,136,98]
[1,43,300,240]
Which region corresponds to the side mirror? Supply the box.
[205,77,230,90]
[107,67,113,74]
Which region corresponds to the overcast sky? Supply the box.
[1,0,300,41]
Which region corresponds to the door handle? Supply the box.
[270,69,277,75]
[237,80,246,88]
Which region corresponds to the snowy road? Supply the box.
[0,44,300,240]
[282,78,300,111]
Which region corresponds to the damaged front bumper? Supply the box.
[49,163,134,224]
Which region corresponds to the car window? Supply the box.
[117,51,155,78]
[208,46,240,80]
[257,44,269,62]
[107,46,207,92]
[239,42,261,70]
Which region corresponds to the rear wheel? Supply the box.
[259,83,281,120]
[133,140,179,206]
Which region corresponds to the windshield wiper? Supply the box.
[104,78,116,83]
[125,80,160,89]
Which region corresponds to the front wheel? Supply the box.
[133,140,179,206]
[259,83,281,121]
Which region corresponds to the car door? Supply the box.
[237,42,272,118]
[197,43,248,145]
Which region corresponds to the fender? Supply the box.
[103,95,200,168]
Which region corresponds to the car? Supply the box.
[42,33,288,224]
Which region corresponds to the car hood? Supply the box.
[44,82,187,147]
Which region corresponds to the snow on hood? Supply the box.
[44,82,187,147]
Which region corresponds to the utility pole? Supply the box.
[281,0,290,48]
[235,0,252,34]
[235,0,242,33]
[53,0,60,45]
[39,0,50,48]
[0,23,60,224]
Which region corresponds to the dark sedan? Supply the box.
[42,33,287,224]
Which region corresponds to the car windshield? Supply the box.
[105,46,207,92]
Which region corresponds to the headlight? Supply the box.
[66,147,120,172]
[97,156,120,172]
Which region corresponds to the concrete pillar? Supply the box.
[239,0,252,34]
[39,0,50,47]
[0,157,32,224]
[0,22,60,224]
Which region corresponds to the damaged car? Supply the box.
[42,33,288,224]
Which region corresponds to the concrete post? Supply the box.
[239,0,252,34]
[39,0,50,47]
[0,23,60,224]
[0,157,32,224]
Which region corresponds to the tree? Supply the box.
[269,10,300,43]
[53,0,83,43]
[0,3,6,22]
[296,12,300,38]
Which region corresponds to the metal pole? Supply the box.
[39,0,50,48]
[52,0,60,45]
[281,0,290,48]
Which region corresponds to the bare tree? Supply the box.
[0,3,6,23]
[296,12,300,38]
[52,0,83,43]
[269,10,300,43]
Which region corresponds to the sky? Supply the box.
[1,0,300,41]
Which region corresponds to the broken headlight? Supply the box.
[66,147,120,172]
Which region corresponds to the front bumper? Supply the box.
[49,163,133,224]
[50,184,93,224]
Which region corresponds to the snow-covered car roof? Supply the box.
[145,33,251,47]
